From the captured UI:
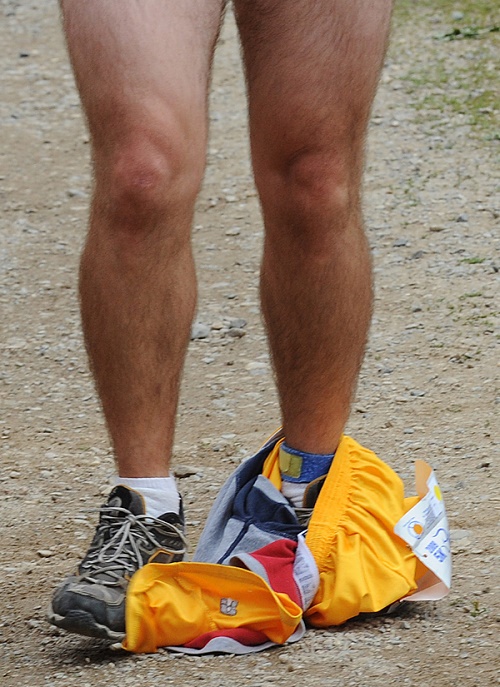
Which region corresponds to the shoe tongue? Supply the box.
[302,475,327,509]
[107,485,146,516]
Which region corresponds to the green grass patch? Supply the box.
[437,26,499,40]
[395,0,499,25]
[459,292,483,299]
[392,0,499,139]
[461,257,486,264]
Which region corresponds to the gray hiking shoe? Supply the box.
[48,485,186,641]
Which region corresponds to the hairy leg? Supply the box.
[60,0,225,476]
[235,0,393,453]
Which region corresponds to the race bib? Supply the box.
[394,460,451,600]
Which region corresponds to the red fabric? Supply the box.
[183,627,269,649]
[248,539,301,606]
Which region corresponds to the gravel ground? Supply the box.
[1,1,499,686]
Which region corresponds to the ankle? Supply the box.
[279,442,334,509]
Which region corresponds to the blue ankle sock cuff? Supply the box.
[279,442,334,483]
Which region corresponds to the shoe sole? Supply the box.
[47,608,125,642]
[357,599,409,620]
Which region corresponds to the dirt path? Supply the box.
[1,2,498,685]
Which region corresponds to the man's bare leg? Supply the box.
[60,0,225,477]
[235,0,393,456]
[49,0,225,640]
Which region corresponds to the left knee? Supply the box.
[255,147,361,244]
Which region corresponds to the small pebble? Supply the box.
[226,328,246,338]
[190,323,210,340]
[229,317,247,329]
[245,361,268,371]
[174,465,200,479]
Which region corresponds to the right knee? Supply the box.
[93,122,205,235]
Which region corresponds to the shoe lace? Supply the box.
[79,506,187,586]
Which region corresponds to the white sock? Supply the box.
[111,476,180,518]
